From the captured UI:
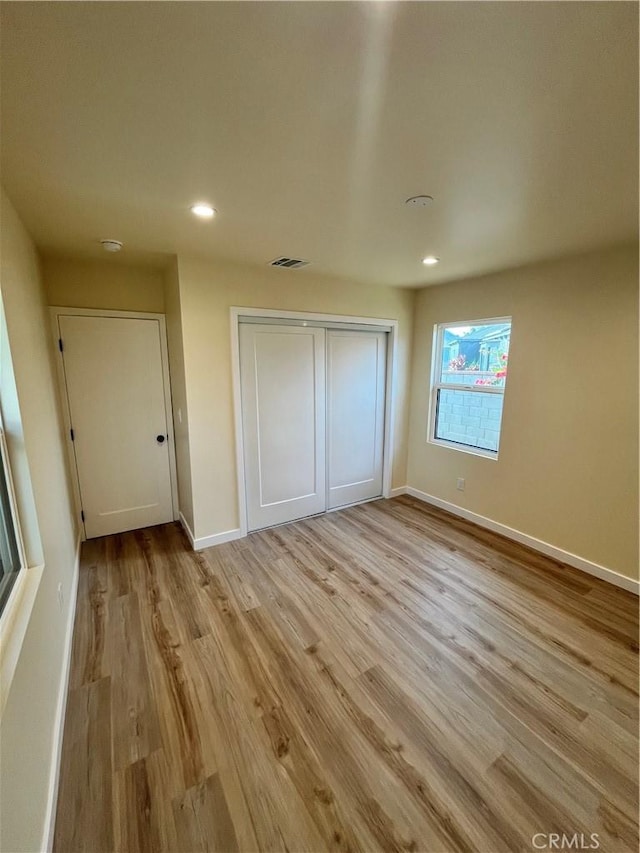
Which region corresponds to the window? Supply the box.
[429,318,511,456]
[0,420,22,614]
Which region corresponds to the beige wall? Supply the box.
[0,190,78,851]
[164,258,194,531]
[43,255,165,312]
[176,256,415,540]
[407,245,639,580]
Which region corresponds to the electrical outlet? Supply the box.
[456,478,465,491]
[57,582,64,610]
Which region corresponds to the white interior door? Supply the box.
[240,324,326,531]
[327,329,387,509]
[59,315,174,538]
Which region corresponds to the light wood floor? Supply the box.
[53,496,639,853]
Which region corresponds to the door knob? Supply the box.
[156,434,166,444]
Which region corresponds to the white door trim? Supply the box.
[49,306,179,539]
[230,306,398,539]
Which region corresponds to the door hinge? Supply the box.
[81,510,85,523]
[70,428,75,441]
[58,338,64,352]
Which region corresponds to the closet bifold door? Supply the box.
[327,329,387,509]
[239,323,326,532]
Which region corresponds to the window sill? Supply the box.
[428,437,499,460]
[0,563,44,716]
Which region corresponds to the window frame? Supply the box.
[427,316,512,459]
[0,412,27,615]
[0,302,45,717]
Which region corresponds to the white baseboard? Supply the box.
[179,512,242,551]
[399,487,639,595]
[389,486,408,498]
[194,528,242,550]
[42,532,82,852]
[178,512,196,547]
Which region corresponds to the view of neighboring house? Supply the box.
[442,324,511,375]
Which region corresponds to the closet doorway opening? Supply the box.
[231,308,397,535]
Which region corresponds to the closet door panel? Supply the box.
[327,330,386,509]
[240,324,326,531]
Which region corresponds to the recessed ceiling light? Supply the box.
[422,256,440,266]
[190,203,216,218]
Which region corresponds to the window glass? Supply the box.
[0,446,21,613]
[435,388,504,452]
[439,323,510,387]
[432,320,511,455]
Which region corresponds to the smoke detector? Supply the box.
[100,239,123,253]
[405,195,433,208]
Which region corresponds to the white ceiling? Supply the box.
[1,1,637,287]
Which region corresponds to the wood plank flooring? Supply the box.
[53,496,639,853]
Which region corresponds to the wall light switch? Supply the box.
[456,478,465,491]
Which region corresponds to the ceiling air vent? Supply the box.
[269,257,310,269]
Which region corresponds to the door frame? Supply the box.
[230,307,398,538]
[50,306,179,540]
